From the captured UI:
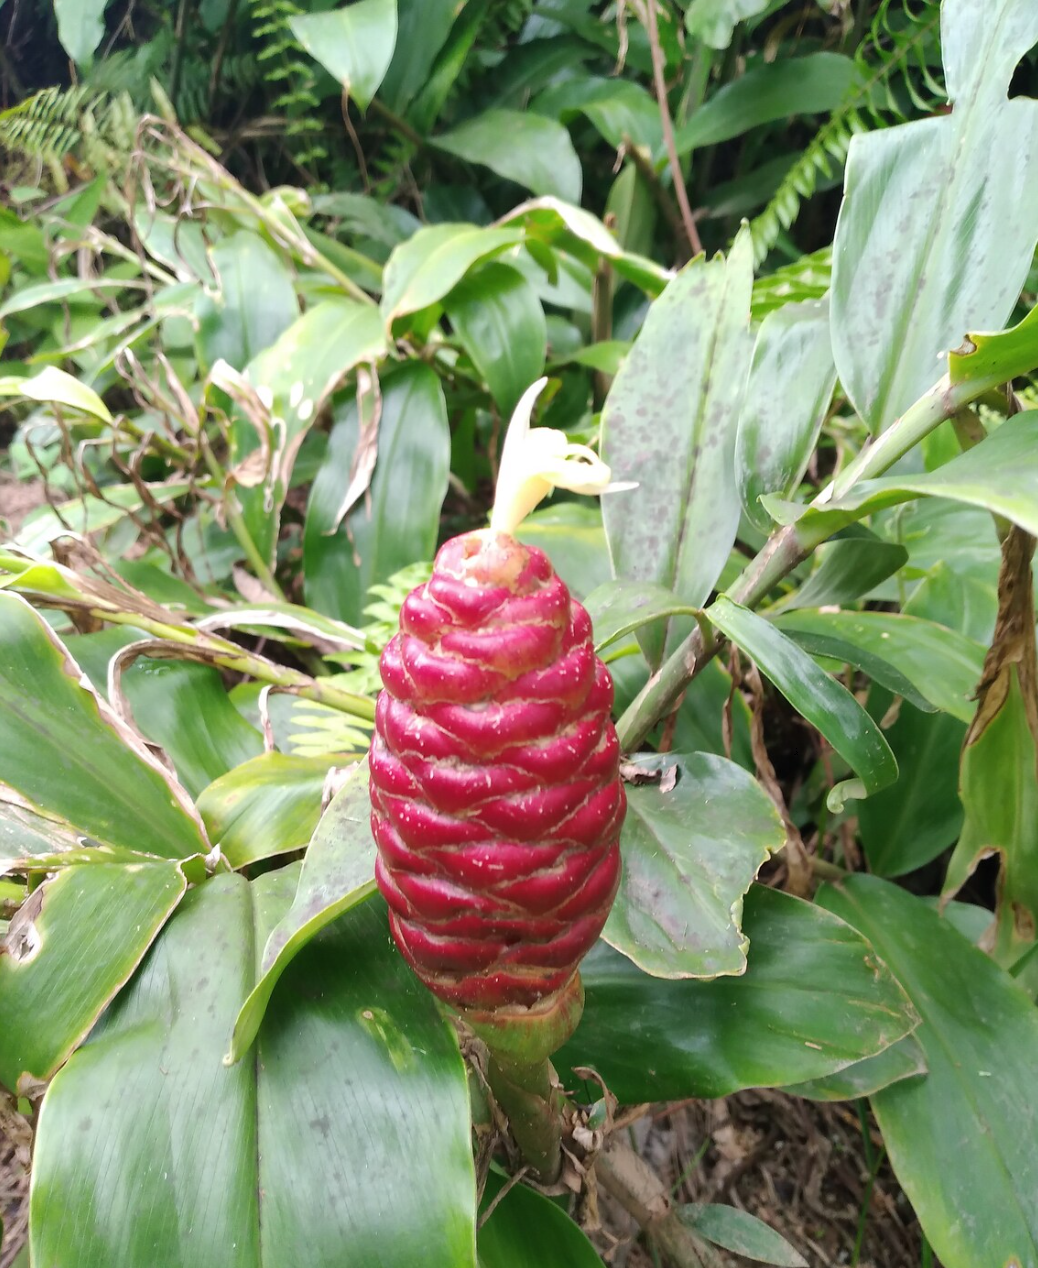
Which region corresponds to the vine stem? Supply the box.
[615,370,981,752]
[645,0,702,257]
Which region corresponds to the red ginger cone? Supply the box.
[369,527,625,1013]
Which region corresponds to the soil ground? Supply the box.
[2,1087,931,1268]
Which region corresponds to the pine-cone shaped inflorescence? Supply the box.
[370,530,625,1012]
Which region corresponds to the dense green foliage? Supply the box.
[2,2,1038,1266]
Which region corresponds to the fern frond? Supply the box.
[248,0,329,170]
[751,0,944,264]
[0,85,141,179]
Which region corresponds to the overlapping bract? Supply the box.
[370,530,624,1010]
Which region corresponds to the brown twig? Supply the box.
[644,0,703,256]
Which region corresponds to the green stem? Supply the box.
[486,1055,565,1184]
[615,371,979,752]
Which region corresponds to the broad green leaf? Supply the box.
[584,579,704,655]
[195,229,298,372]
[432,110,582,204]
[378,0,458,113]
[0,803,86,874]
[778,533,908,612]
[444,261,547,416]
[0,859,188,1092]
[515,504,612,601]
[237,297,386,568]
[675,54,857,152]
[604,753,784,978]
[381,224,521,329]
[948,298,1038,388]
[196,602,364,652]
[532,75,660,151]
[0,593,208,860]
[602,227,754,668]
[786,1034,928,1102]
[0,277,140,320]
[830,2,1038,431]
[560,885,916,1103]
[684,0,770,48]
[679,1205,807,1267]
[288,0,397,111]
[227,760,376,1062]
[198,752,333,869]
[774,609,983,723]
[0,364,111,422]
[799,411,1038,542]
[859,705,966,878]
[53,0,108,63]
[819,875,1038,1268]
[31,874,477,1268]
[736,298,837,533]
[708,596,898,810]
[14,480,194,553]
[478,1172,602,1268]
[304,362,450,625]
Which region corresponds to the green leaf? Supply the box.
[736,298,837,533]
[584,579,704,655]
[679,1205,807,1267]
[381,224,522,329]
[288,0,397,111]
[799,411,1038,541]
[707,596,898,810]
[0,277,140,320]
[532,75,660,151]
[227,760,376,1062]
[604,753,784,978]
[430,110,580,204]
[198,753,333,869]
[674,54,857,152]
[0,594,209,861]
[53,0,108,64]
[30,873,477,1267]
[237,297,387,568]
[684,0,771,49]
[830,2,1038,431]
[304,362,450,626]
[0,860,188,1092]
[561,885,917,1103]
[786,1034,928,1102]
[819,875,1038,1268]
[858,705,966,878]
[602,227,754,667]
[774,609,984,723]
[14,481,193,553]
[0,364,111,422]
[444,262,546,416]
[431,110,582,203]
[378,0,458,114]
[948,299,1038,388]
[478,1172,602,1268]
[778,533,908,612]
[195,230,299,372]
[515,504,612,601]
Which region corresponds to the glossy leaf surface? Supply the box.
[602,228,754,666]
[736,298,836,533]
[432,110,582,203]
[680,1205,807,1267]
[561,885,916,1103]
[381,224,522,328]
[31,874,476,1267]
[0,593,207,860]
[228,760,376,1061]
[289,0,397,110]
[304,362,450,625]
[787,1034,928,1103]
[819,875,1038,1268]
[708,596,897,809]
[0,860,188,1092]
[774,609,983,723]
[477,1172,602,1268]
[604,753,784,978]
[444,261,547,416]
[830,0,1038,431]
[195,230,298,372]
